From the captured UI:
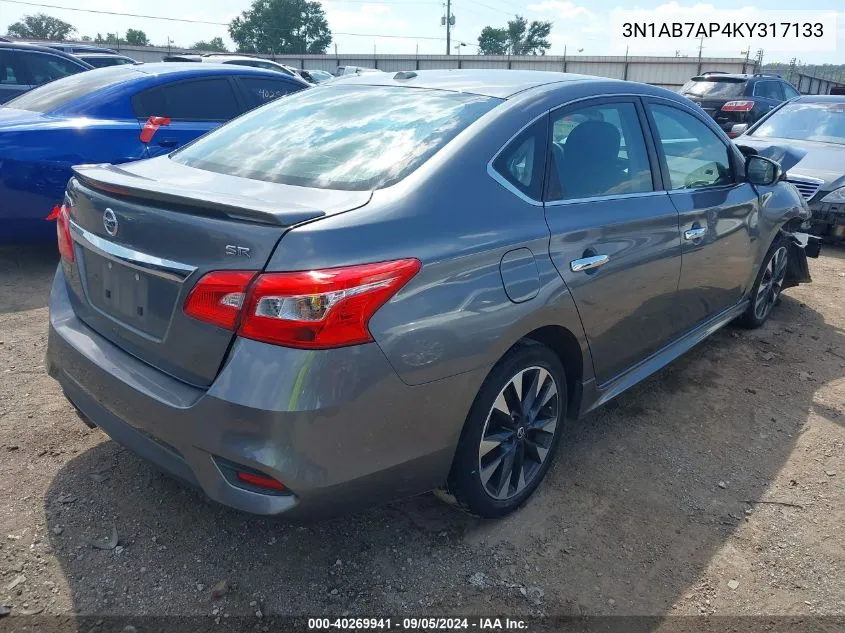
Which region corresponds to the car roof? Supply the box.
[333,69,599,98]
[125,62,294,78]
[0,40,83,57]
[793,94,845,103]
[202,54,282,63]
[76,53,133,59]
[691,73,785,81]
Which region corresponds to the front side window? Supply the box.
[24,53,83,85]
[754,81,783,100]
[649,104,734,189]
[547,101,654,201]
[492,119,546,200]
[171,85,500,191]
[782,83,800,99]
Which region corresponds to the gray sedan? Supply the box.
[46,70,817,519]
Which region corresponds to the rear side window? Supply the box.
[547,102,654,201]
[171,85,500,190]
[4,64,140,113]
[238,77,301,107]
[753,81,783,100]
[133,78,241,121]
[681,78,746,99]
[649,104,733,189]
[23,52,84,85]
[492,119,547,201]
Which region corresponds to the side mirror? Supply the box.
[729,123,748,138]
[746,155,782,186]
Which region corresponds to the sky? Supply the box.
[1,0,844,64]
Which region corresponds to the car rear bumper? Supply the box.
[46,266,476,519]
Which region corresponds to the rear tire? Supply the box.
[738,240,789,329]
[445,342,567,518]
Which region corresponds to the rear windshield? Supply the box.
[83,56,135,68]
[681,78,746,98]
[750,101,845,145]
[171,85,500,190]
[3,65,141,113]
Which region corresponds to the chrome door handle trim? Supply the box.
[570,254,609,272]
[684,227,707,240]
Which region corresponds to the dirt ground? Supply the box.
[0,243,843,629]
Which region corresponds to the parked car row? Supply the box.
[679,71,845,243]
[35,68,821,520]
[161,53,331,84]
[0,62,309,241]
[1,40,335,108]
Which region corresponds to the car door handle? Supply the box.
[570,254,609,272]
[684,227,707,240]
[157,138,179,147]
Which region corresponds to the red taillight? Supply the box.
[238,259,421,349]
[56,203,74,262]
[46,204,61,221]
[139,116,171,144]
[722,100,754,112]
[183,270,256,330]
[183,260,421,348]
[235,471,285,491]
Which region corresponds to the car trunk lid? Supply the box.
[63,157,371,387]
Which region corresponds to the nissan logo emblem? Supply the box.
[103,208,118,237]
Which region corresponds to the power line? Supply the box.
[0,0,456,41]
[463,0,517,16]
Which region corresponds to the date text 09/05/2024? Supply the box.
[307,618,529,630]
[622,22,824,38]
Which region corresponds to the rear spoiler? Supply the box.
[71,163,327,227]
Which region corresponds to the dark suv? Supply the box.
[680,72,800,137]
[0,41,91,103]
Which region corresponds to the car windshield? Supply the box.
[171,85,500,191]
[750,101,845,145]
[681,78,745,98]
[3,65,141,113]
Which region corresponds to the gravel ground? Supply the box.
[0,244,843,627]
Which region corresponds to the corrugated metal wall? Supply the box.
[102,45,756,90]
[18,40,844,93]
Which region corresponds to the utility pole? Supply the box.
[696,36,703,75]
[442,0,453,55]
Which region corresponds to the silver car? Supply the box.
[46,70,817,519]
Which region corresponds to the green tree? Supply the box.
[229,0,331,54]
[191,37,228,52]
[124,29,149,46]
[7,13,75,40]
[477,15,552,56]
[477,26,508,55]
[94,32,120,45]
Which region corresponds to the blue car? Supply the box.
[0,63,308,242]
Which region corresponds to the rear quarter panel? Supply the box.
[265,88,594,389]
[0,122,143,242]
